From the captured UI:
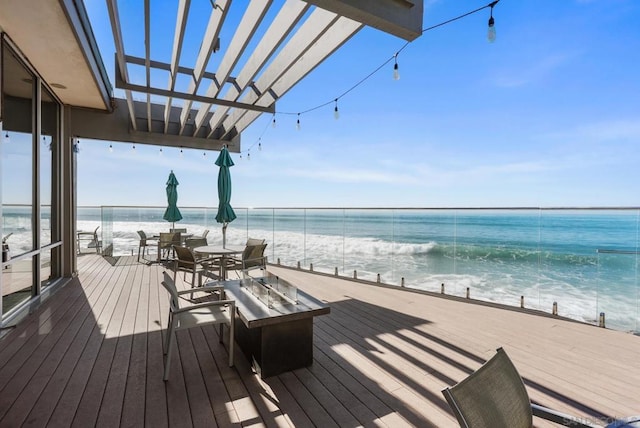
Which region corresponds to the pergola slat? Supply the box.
[230,17,363,137]
[206,0,314,137]
[177,0,231,135]
[163,0,190,134]
[144,0,151,132]
[219,9,359,138]
[106,0,137,131]
[191,0,273,137]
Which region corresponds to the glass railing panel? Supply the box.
[538,209,638,326]
[2,255,33,316]
[393,209,457,291]
[342,209,394,283]
[452,210,544,305]
[272,209,306,267]
[301,209,344,275]
[245,208,273,258]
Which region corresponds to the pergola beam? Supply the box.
[114,69,274,114]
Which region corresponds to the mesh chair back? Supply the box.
[137,230,147,244]
[161,271,181,312]
[173,245,196,270]
[244,243,267,269]
[185,237,207,249]
[442,348,532,428]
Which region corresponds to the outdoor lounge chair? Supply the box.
[441,347,604,428]
[160,271,234,380]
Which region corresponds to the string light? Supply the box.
[258,138,262,151]
[4,131,9,142]
[487,1,497,42]
[247,152,251,160]
[240,2,501,159]
[132,144,136,153]
[179,147,184,157]
[159,147,163,155]
[203,151,207,159]
[393,54,400,80]
[109,143,113,153]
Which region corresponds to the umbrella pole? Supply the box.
[222,223,227,248]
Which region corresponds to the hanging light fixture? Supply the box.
[393,54,400,80]
[487,1,497,43]
[296,113,301,131]
[334,99,340,120]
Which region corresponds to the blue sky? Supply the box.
[72,0,640,208]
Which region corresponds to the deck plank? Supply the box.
[1,256,639,428]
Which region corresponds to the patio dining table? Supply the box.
[194,244,244,280]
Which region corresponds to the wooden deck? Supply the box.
[0,254,638,427]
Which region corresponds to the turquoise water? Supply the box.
[3,206,639,332]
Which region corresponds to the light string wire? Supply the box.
[242,0,501,156]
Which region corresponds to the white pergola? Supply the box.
[104,0,423,151]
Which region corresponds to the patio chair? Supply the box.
[77,226,100,254]
[200,229,209,239]
[441,347,602,428]
[172,244,220,288]
[136,230,158,262]
[160,271,234,380]
[158,232,181,261]
[215,238,267,278]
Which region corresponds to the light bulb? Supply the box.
[180,148,184,157]
[132,144,136,152]
[258,142,262,151]
[272,115,276,128]
[247,152,251,160]
[393,61,400,81]
[296,114,301,131]
[109,144,113,153]
[203,152,207,159]
[334,100,340,120]
[159,147,163,155]
[487,10,496,43]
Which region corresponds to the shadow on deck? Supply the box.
[0,254,638,427]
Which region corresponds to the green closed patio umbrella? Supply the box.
[163,170,183,228]
[215,147,236,248]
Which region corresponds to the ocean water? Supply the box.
[3,206,639,332]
